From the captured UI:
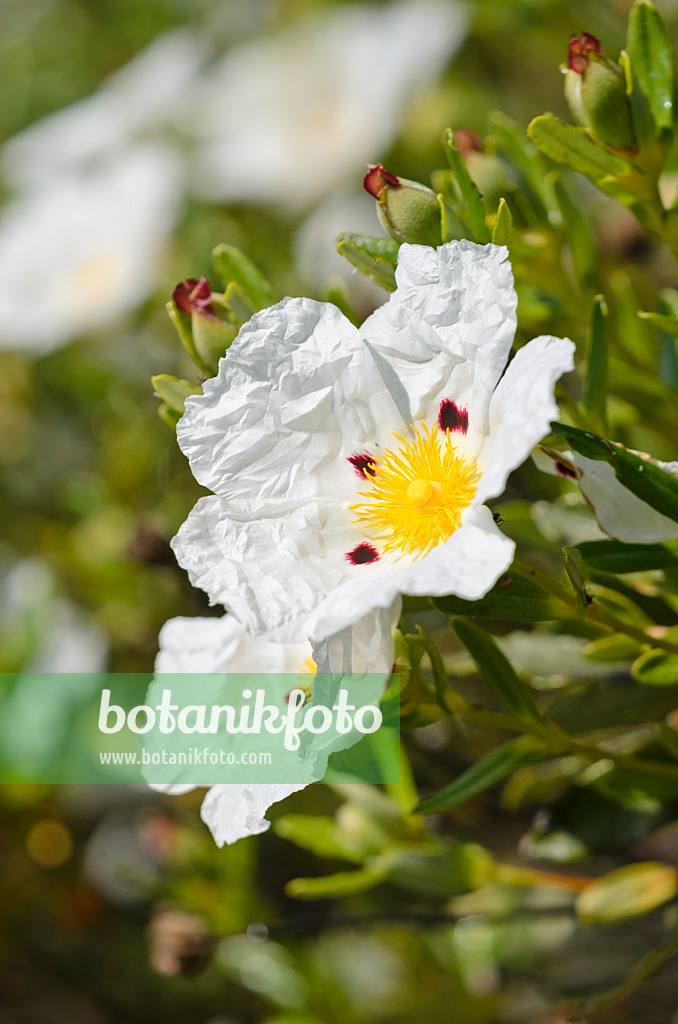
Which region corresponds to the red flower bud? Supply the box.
[363,164,401,198]
[568,32,603,74]
[172,277,217,319]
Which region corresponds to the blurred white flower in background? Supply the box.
[187,0,468,209]
[0,145,182,353]
[0,29,204,190]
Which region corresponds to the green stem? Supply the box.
[511,558,678,656]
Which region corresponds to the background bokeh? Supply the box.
[3,1,678,1021]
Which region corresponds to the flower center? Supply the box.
[350,423,479,557]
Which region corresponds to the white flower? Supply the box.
[0,144,182,353]
[186,0,467,209]
[537,448,678,544]
[153,609,395,845]
[172,241,575,653]
[0,30,203,190]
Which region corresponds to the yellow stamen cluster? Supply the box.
[350,423,479,557]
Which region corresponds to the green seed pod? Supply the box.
[364,164,442,247]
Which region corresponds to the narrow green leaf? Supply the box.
[437,193,473,243]
[563,546,589,616]
[336,233,398,291]
[632,648,678,685]
[451,618,545,725]
[528,115,639,182]
[491,198,512,245]
[443,130,489,242]
[583,634,643,662]
[638,310,678,337]
[489,110,556,219]
[286,863,388,899]
[577,538,678,572]
[432,573,567,621]
[551,173,599,291]
[151,374,202,413]
[572,932,678,1022]
[211,244,274,311]
[584,295,609,434]
[627,0,674,143]
[222,280,256,326]
[551,421,678,525]
[382,842,495,897]
[415,737,550,815]
[274,814,365,863]
[414,626,460,715]
[157,403,181,429]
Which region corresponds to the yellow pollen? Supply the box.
[350,422,479,557]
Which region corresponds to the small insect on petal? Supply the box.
[437,399,468,434]
[348,452,378,478]
[346,543,380,565]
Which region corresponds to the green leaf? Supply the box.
[274,814,365,863]
[415,737,550,814]
[627,0,674,144]
[336,233,398,291]
[286,863,388,900]
[572,932,678,1022]
[382,841,495,897]
[638,311,678,337]
[551,173,599,291]
[563,546,589,616]
[212,244,274,311]
[157,403,181,429]
[584,295,609,434]
[432,572,567,621]
[222,280,256,326]
[151,374,202,413]
[576,862,677,923]
[632,648,678,685]
[528,115,639,182]
[583,634,643,662]
[166,300,212,376]
[577,538,678,572]
[489,110,557,220]
[551,421,678,525]
[443,130,489,242]
[491,198,512,245]
[437,193,473,243]
[451,618,546,725]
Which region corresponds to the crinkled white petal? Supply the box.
[172,494,408,642]
[571,453,678,544]
[151,607,396,844]
[0,145,182,352]
[199,783,308,846]
[187,0,467,208]
[0,31,203,189]
[178,297,404,502]
[312,600,401,674]
[361,242,517,458]
[155,614,311,673]
[307,505,514,641]
[475,335,575,504]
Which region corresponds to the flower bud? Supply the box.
[172,277,237,373]
[363,164,442,247]
[564,33,636,152]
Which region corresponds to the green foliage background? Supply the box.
[4,1,678,1022]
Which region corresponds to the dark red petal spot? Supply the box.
[438,399,469,435]
[348,452,378,478]
[555,460,578,480]
[363,164,401,198]
[346,543,380,565]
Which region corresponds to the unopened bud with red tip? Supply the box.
[363,164,442,247]
[564,32,636,152]
[172,276,237,373]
